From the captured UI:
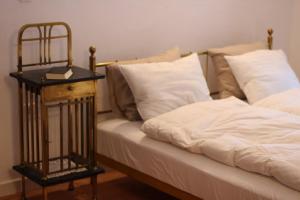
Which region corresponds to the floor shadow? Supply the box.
[30,176,178,200]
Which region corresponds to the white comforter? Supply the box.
[254,88,300,116]
[142,97,300,192]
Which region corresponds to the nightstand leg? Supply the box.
[43,187,48,200]
[91,175,98,200]
[21,176,27,200]
[68,181,75,191]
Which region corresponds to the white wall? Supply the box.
[0,0,296,196]
[289,0,300,74]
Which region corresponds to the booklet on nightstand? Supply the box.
[45,67,73,80]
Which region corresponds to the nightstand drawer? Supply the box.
[43,80,96,102]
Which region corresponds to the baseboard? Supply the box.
[0,178,20,197]
[0,178,40,198]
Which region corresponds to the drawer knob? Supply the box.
[67,85,73,91]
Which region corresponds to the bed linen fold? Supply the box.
[142,97,300,192]
[254,88,300,116]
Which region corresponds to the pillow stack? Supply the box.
[106,48,181,121]
[106,43,299,121]
[107,50,211,121]
[119,53,211,120]
[208,42,267,99]
[225,50,300,103]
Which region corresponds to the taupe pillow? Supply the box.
[106,47,181,121]
[208,42,267,99]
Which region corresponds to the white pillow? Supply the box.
[119,53,211,120]
[225,50,300,104]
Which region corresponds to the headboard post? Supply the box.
[268,29,274,50]
[89,46,96,72]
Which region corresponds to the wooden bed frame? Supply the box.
[89,29,274,200]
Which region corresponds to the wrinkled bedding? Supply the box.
[254,88,300,116]
[142,97,300,192]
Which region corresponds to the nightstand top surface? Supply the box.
[10,66,105,88]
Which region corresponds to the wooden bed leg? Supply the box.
[68,181,75,191]
[91,175,98,200]
[21,176,27,200]
[42,187,48,200]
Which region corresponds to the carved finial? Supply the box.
[268,28,274,36]
[89,46,96,72]
[89,46,96,55]
[267,28,274,50]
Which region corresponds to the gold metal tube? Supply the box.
[91,175,98,200]
[97,109,112,115]
[92,96,97,167]
[68,101,73,169]
[48,25,53,63]
[22,35,68,42]
[80,98,84,157]
[35,91,40,170]
[25,86,29,164]
[40,91,48,177]
[18,82,24,165]
[38,26,43,64]
[46,98,90,108]
[60,103,64,171]
[20,60,69,67]
[75,100,79,156]
[89,97,93,167]
[86,97,90,161]
[30,88,35,166]
[43,25,47,64]
[44,106,49,175]
[65,23,72,66]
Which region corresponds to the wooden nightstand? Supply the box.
[9,22,104,200]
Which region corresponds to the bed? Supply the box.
[97,118,300,200]
[89,29,300,200]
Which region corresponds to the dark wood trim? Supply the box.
[96,153,202,200]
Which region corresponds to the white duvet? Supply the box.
[142,97,300,192]
[255,88,300,116]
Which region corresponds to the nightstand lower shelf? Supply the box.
[13,164,104,187]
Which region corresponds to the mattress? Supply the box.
[97,118,300,200]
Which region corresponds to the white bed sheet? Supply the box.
[97,118,300,200]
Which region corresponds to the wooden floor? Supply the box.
[1,171,178,200]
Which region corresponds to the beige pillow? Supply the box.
[106,47,181,121]
[208,42,267,99]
